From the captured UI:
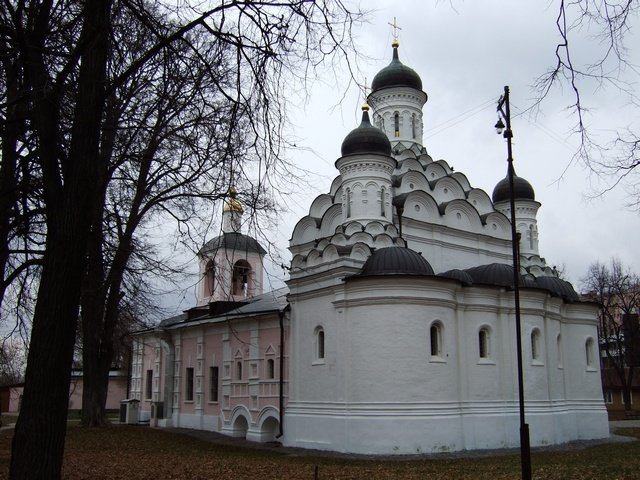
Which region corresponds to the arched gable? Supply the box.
[424,162,448,182]
[320,244,340,263]
[329,175,343,197]
[373,234,395,248]
[364,221,384,237]
[481,212,512,239]
[467,188,494,215]
[431,176,466,203]
[291,216,319,246]
[309,194,334,219]
[401,191,441,224]
[347,231,374,246]
[433,159,453,174]
[344,221,364,236]
[442,199,483,232]
[397,170,430,194]
[350,242,372,261]
[229,405,253,426]
[318,204,343,238]
[398,158,423,174]
[450,172,471,192]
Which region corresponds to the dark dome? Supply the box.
[371,46,423,92]
[199,232,266,256]
[534,276,580,302]
[465,263,516,287]
[360,247,434,276]
[492,171,535,203]
[341,108,391,157]
[438,269,473,285]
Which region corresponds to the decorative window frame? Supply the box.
[313,326,325,365]
[429,321,445,363]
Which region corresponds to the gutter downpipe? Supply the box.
[276,308,286,438]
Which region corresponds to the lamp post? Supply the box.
[495,85,532,480]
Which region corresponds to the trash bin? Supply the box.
[119,399,140,424]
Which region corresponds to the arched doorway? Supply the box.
[232,414,249,438]
[260,416,280,442]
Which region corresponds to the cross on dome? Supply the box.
[388,17,402,47]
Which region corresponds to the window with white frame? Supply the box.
[479,327,490,359]
[531,328,541,361]
[314,326,325,363]
[236,360,243,380]
[430,322,443,358]
[185,367,194,402]
[266,358,275,379]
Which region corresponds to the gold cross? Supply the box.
[388,17,402,42]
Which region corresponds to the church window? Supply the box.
[430,322,443,357]
[411,113,416,139]
[314,326,325,362]
[210,366,219,402]
[380,187,386,216]
[145,369,153,400]
[266,358,275,379]
[185,367,194,401]
[585,337,595,367]
[531,328,541,361]
[345,188,351,218]
[205,260,216,296]
[479,327,490,359]
[236,360,243,380]
[557,334,563,368]
[394,112,400,137]
[232,260,251,297]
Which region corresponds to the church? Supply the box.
[129,36,609,454]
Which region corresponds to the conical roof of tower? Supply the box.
[492,169,536,203]
[371,44,422,93]
[340,106,392,156]
[199,231,266,256]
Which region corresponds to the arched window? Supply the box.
[232,260,251,297]
[236,360,243,380]
[314,326,325,362]
[586,337,595,367]
[531,328,541,361]
[205,260,216,296]
[557,334,563,367]
[479,327,490,359]
[430,322,443,357]
[345,188,351,218]
[380,186,386,216]
[266,358,275,379]
[411,113,416,139]
[394,112,400,137]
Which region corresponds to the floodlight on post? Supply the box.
[495,85,532,480]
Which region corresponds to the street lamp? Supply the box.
[495,85,532,480]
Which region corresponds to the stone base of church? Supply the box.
[283,401,609,454]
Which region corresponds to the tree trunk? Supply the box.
[9,0,112,476]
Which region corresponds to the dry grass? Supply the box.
[1,425,639,479]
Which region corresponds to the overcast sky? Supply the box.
[255,0,640,292]
[165,1,640,313]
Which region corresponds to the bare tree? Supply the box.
[582,258,640,411]
[0,337,25,386]
[534,0,640,205]
[1,0,360,477]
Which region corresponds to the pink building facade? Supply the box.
[129,196,289,441]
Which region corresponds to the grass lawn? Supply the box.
[1,425,639,479]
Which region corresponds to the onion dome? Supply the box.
[464,263,516,288]
[223,187,243,213]
[438,269,473,286]
[492,170,535,204]
[341,105,391,157]
[371,43,423,93]
[359,247,434,276]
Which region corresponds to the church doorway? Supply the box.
[232,414,249,438]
